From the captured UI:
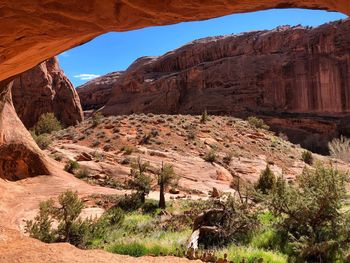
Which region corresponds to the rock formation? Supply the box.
[0,1,348,83]
[0,0,348,181]
[76,19,349,153]
[12,57,83,129]
[77,71,123,111]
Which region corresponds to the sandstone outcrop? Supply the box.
[77,71,123,111]
[12,57,83,129]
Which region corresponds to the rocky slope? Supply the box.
[12,57,83,129]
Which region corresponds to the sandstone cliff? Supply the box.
[77,71,123,111]
[76,19,350,153]
[100,19,350,116]
[12,57,83,129]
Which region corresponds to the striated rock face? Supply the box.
[77,71,123,111]
[0,1,349,83]
[12,57,83,129]
[101,19,350,117]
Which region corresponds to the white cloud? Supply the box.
[74,74,101,81]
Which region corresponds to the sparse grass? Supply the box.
[216,245,287,263]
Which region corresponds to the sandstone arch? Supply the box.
[0,0,348,179]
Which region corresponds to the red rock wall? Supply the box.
[12,57,83,129]
[76,72,123,111]
[100,19,350,116]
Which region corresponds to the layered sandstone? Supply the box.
[0,1,348,83]
[101,19,350,117]
[77,71,123,111]
[12,57,83,129]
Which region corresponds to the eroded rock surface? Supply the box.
[77,71,123,111]
[12,57,83,129]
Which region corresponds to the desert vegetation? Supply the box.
[26,113,350,262]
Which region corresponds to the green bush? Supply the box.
[25,199,56,243]
[247,116,269,130]
[128,158,151,203]
[33,112,62,135]
[64,160,79,174]
[255,165,276,195]
[203,149,216,163]
[92,112,103,127]
[269,165,350,262]
[301,150,313,165]
[25,190,124,248]
[30,131,51,149]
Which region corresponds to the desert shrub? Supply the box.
[64,160,79,174]
[128,158,151,204]
[25,199,56,243]
[90,140,100,147]
[55,190,84,242]
[301,150,313,165]
[247,116,269,130]
[26,190,124,248]
[139,133,152,145]
[200,110,209,124]
[121,145,134,155]
[33,112,62,135]
[203,149,216,163]
[75,168,90,179]
[115,193,143,212]
[255,165,276,195]
[223,152,233,165]
[328,135,350,162]
[30,131,51,149]
[268,165,350,262]
[92,112,103,127]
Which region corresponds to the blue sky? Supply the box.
[58,8,347,87]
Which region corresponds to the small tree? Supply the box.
[157,163,178,209]
[269,165,350,261]
[33,112,62,135]
[255,165,276,194]
[55,190,84,242]
[128,157,151,203]
[25,199,56,243]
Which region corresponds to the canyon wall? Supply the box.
[77,19,350,153]
[12,57,83,129]
[100,19,350,117]
[77,71,123,111]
